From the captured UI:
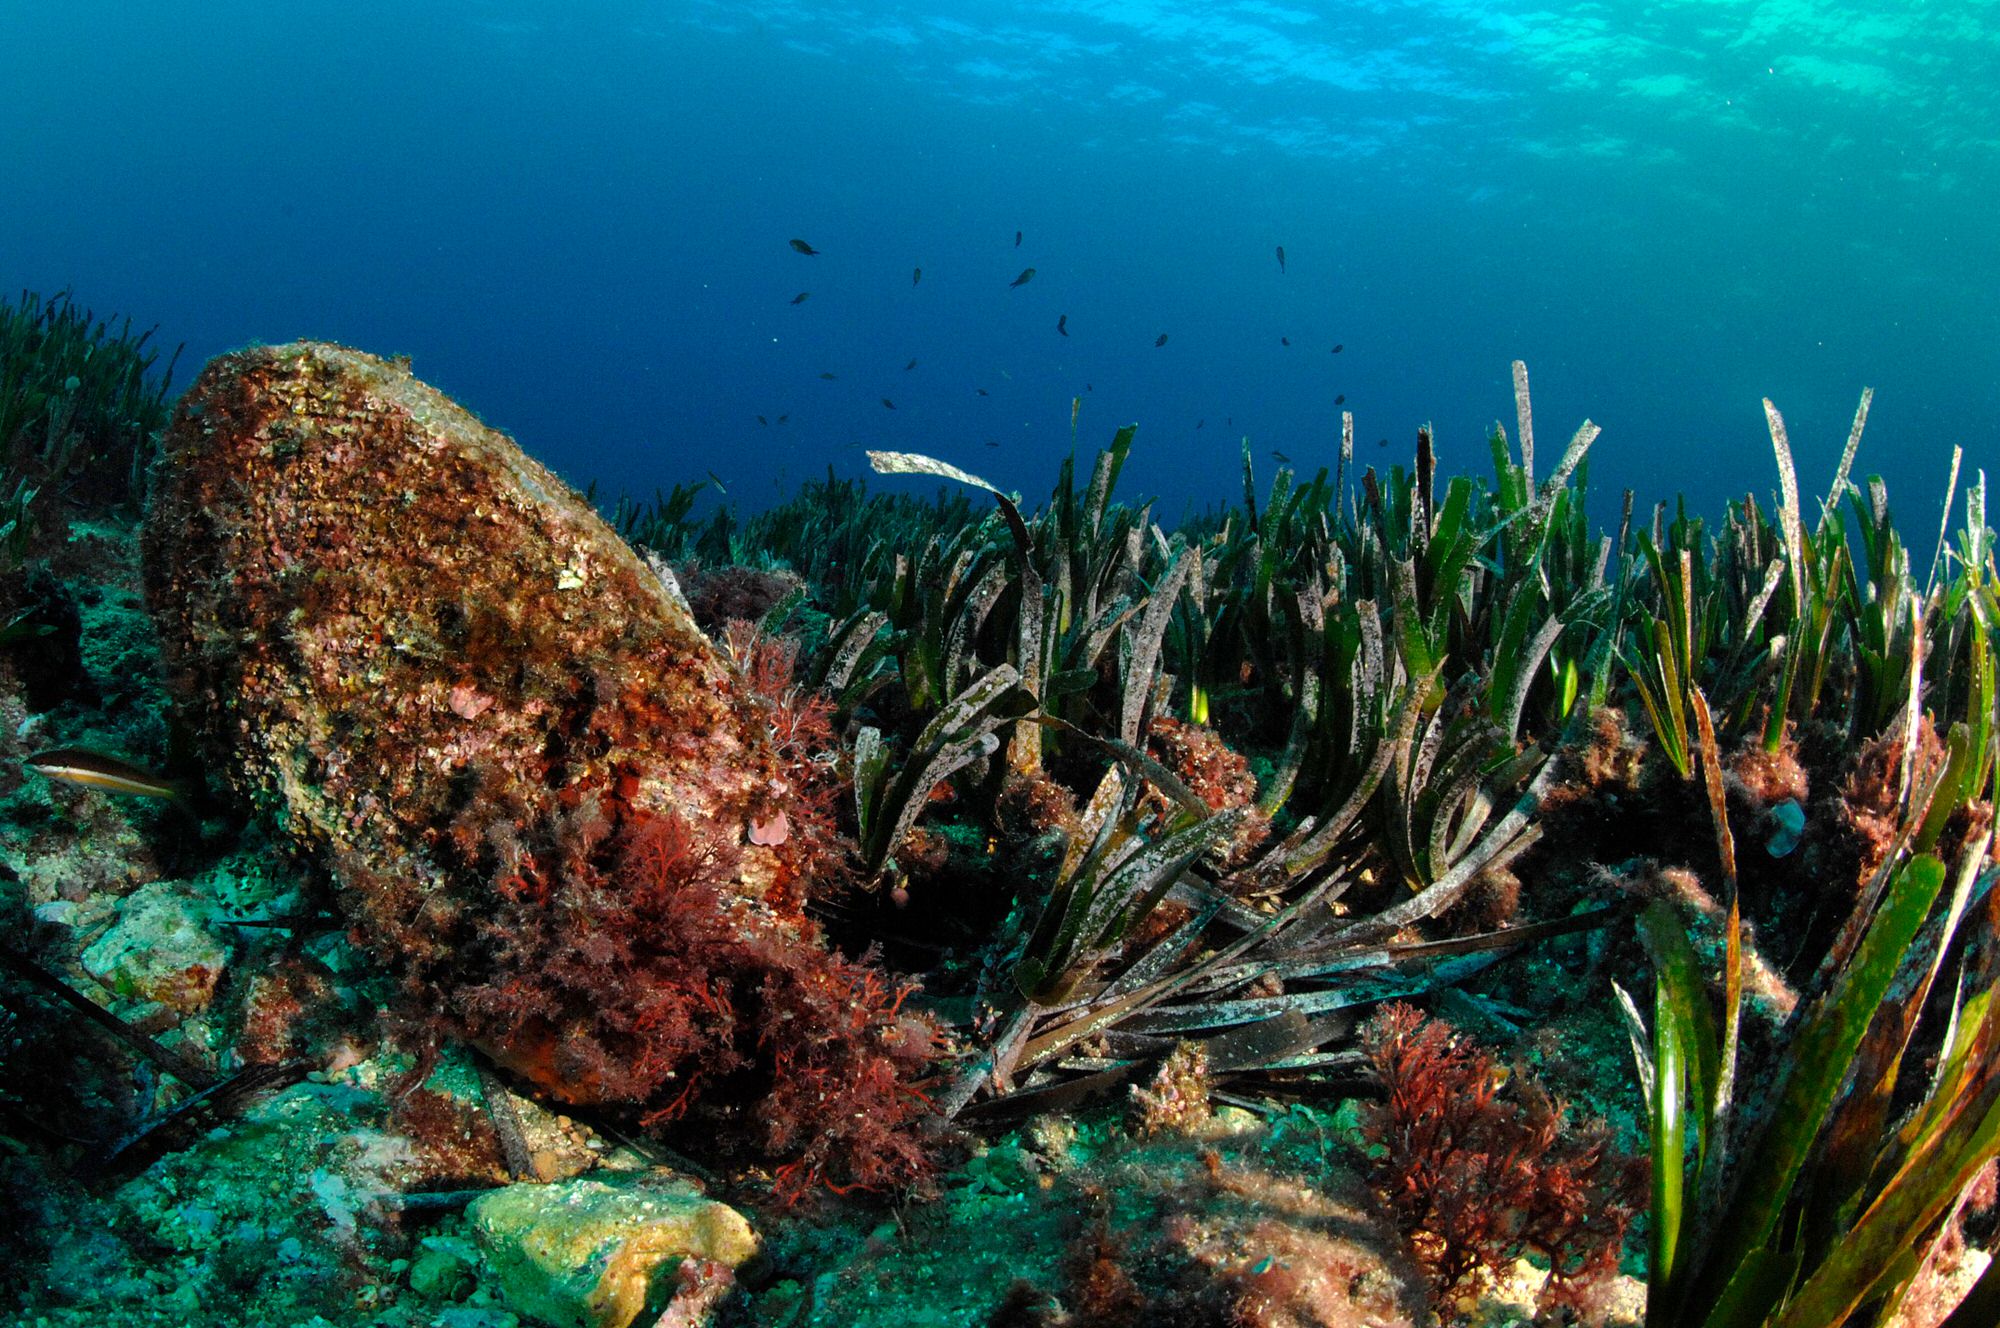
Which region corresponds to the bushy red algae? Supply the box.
[1359,1002,1647,1312]
[142,342,941,1195]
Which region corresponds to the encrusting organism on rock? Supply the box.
[1143,715,1269,867]
[142,342,943,1196]
[1128,1039,1213,1139]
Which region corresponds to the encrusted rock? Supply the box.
[1129,1040,1214,1139]
[232,955,353,1066]
[143,342,787,945]
[1145,716,1270,867]
[407,1234,481,1302]
[466,1173,758,1328]
[80,877,229,1012]
[143,343,938,1193]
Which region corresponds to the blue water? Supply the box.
[6,1,1993,533]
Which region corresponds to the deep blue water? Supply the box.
[5,1,1994,536]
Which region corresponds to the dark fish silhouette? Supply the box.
[790,292,810,305]
[1056,314,1068,336]
[1275,245,1286,273]
[1332,343,1344,353]
[905,358,918,371]
[1334,394,1345,405]
[976,388,989,396]
[1196,419,1205,430]
[1086,383,1093,392]
[1272,450,1291,464]
[819,372,838,380]
[912,267,922,286]
[1376,437,1388,447]
[1015,230,1023,246]
[1281,336,1291,346]
[789,239,819,256]
[777,414,789,424]
[1009,268,1035,288]
[1155,333,1169,347]
[757,415,768,425]
[985,440,1000,448]
[881,398,896,410]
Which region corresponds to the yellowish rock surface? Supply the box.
[467,1173,759,1328]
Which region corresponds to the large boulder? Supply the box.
[143,343,938,1195]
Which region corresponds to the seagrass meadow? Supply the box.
[1,295,1997,1328]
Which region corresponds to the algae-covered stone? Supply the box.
[409,1234,481,1302]
[467,1174,758,1328]
[142,344,942,1196]
[79,878,228,1012]
[140,341,788,978]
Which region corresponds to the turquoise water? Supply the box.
[4,0,1992,526]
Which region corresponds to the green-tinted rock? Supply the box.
[79,878,228,1012]
[466,1173,758,1328]
[409,1235,480,1302]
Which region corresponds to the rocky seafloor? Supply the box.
[0,455,1622,1328]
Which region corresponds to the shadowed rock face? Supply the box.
[141,346,939,1194]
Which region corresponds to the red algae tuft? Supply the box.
[142,342,940,1193]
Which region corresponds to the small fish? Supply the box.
[1155,333,1169,347]
[708,470,728,494]
[1332,343,1344,353]
[25,748,188,805]
[904,358,918,371]
[1275,244,1286,273]
[1056,314,1068,336]
[912,266,922,286]
[790,292,810,305]
[1009,268,1035,288]
[1272,450,1292,464]
[1281,336,1290,346]
[819,372,838,380]
[757,415,768,425]
[789,238,819,256]
[1334,394,1345,405]
[1014,230,1023,247]
[1196,419,1205,430]
[777,414,789,424]
[1086,383,1093,392]
[985,440,1000,448]
[1376,437,1389,447]
[975,388,989,396]
[881,398,896,410]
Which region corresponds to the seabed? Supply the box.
[1,297,1995,1328]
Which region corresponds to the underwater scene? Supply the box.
[3,3,1998,1326]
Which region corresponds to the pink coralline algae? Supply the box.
[142,343,940,1195]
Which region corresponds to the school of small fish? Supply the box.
[762,234,1354,459]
